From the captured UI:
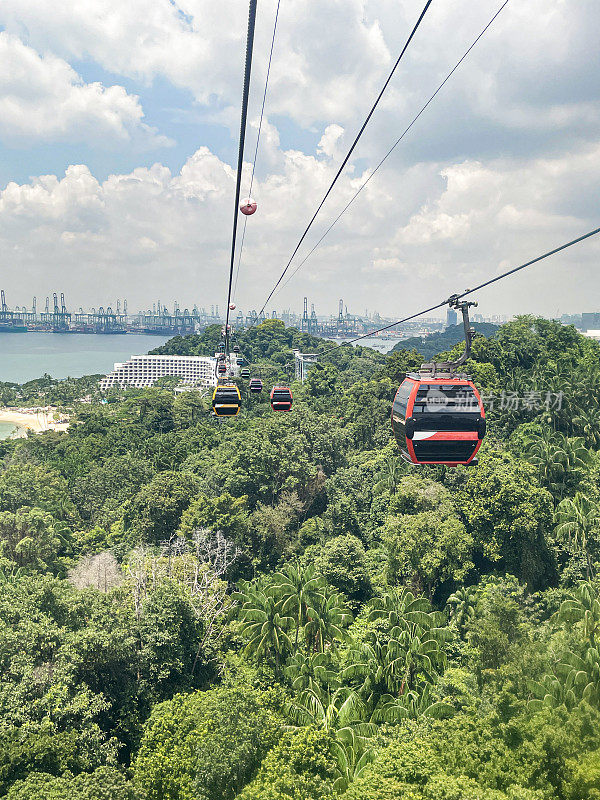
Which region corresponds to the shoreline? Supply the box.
[0,408,69,436]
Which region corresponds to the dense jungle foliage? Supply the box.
[2,316,600,799]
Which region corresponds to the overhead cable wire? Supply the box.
[233,0,282,302]
[274,0,509,299]
[319,225,600,354]
[225,0,258,349]
[254,0,434,321]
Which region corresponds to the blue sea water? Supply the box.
[0,422,16,440]
[0,332,171,384]
[326,336,399,354]
[0,332,398,386]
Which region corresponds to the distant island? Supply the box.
[392,321,500,359]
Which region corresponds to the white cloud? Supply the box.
[318,125,345,158]
[0,0,597,135]
[2,0,596,175]
[0,33,169,147]
[0,0,598,181]
[0,0,394,126]
[0,133,599,319]
[0,0,599,320]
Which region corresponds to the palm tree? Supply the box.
[501,368,531,427]
[330,737,376,794]
[382,623,447,696]
[563,436,592,477]
[528,583,600,713]
[342,639,396,714]
[234,582,293,676]
[527,673,577,712]
[369,587,446,636]
[343,630,445,712]
[525,428,567,490]
[271,563,325,649]
[555,494,600,579]
[573,405,600,448]
[556,581,600,647]
[446,586,477,637]
[373,683,455,723]
[373,455,404,496]
[374,591,448,684]
[304,588,353,654]
[284,652,339,694]
[287,687,377,793]
[528,647,600,712]
[555,647,600,708]
[343,590,448,719]
[287,686,376,744]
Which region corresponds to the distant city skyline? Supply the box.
[1,284,597,325]
[0,286,537,324]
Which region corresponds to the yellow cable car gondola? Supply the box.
[212,383,241,417]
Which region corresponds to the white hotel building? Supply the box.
[100,354,219,391]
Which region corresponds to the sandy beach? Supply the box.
[0,408,69,437]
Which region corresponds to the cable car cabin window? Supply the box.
[392,381,413,419]
[412,384,481,431]
[412,439,479,463]
[214,405,239,416]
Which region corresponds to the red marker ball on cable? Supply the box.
[240,197,257,216]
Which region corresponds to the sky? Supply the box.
[0,0,599,320]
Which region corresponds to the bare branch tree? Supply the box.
[125,529,241,671]
[68,551,122,592]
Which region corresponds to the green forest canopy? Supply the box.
[1,316,600,798]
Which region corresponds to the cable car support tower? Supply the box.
[420,296,477,379]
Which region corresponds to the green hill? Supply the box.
[391,321,500,359]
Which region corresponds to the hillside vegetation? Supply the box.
[1,316,600,799]
[391,321,500,360]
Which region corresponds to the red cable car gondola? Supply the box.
[270,386,293,411]
[249,378,263,394]
[392,375,485,465]
[391,298,486,466]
